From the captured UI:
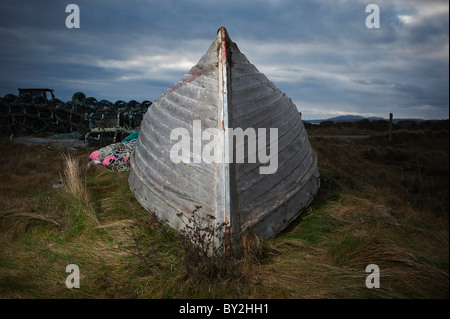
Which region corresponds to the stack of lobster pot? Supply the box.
[0,92,152,138]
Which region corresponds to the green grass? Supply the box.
[0,130,448,299]
[282,209,340,245]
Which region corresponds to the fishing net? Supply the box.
[98,141,136,171]
[89,131,139,171]
[121,130,138,143]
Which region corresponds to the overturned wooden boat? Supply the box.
[129,27,320,254]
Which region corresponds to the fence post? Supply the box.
[389,113,393,141]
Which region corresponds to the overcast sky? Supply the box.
[0,0,448,120]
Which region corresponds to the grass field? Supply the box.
[0,129,448,299]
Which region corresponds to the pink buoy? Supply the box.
[89,150,100,161]
[102,156,116,166]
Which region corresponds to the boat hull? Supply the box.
[129,27,320,254]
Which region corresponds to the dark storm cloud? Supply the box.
[0,0,448,120]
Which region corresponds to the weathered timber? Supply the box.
[129,27,320,255]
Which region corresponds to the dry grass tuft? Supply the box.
[239,232,271,266]
[62,153,89,204]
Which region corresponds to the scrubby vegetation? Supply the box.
[0,128,448,298]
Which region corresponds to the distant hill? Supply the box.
[328,115,385,122]
[303,114,448,131]
[305,115,382,124]
[304,115,431,124]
